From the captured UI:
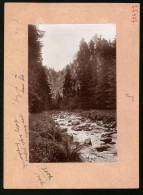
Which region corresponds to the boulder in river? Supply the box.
[78,125,86,128]
[83,127,92,131]
[71,126,78,131]
[101,132,114,137]
[85,123,91,127]
[61,128,67,132]
[72,121,80,125]
[97,121,104,126]
[84,138,92,145]
[110,141,116,145]
[75,127,83,131]
[60,115,64,119]
[91,124,97,128]
[60,123,65,125]
[81,118,85,122]
[95,145,110,152]
[100,138,112,144]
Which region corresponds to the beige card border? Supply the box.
[4,3,139,189]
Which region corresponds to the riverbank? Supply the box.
[79,110,116,127]
[52,110,117,162]
[29,112,82,162]
[29,110,117,162]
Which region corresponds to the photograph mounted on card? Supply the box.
[4,3,139,189]
[29,24,117,163]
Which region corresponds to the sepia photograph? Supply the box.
[3,2,140,188]
[29,24,117,163]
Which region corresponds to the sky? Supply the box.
[37,24,116,71]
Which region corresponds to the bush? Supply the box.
[29,112,82,162]
[80,110,116,124]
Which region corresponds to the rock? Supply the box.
[60,115,64,119]
[104,129,111,132]
[97,121,103,126]
[71,126,78,131]
[100,138,112,143]
[78,125,86,128]
[100,141,106,145]
[91,124,97,128]
[68,135,73,142]
[68,120,71,122]
[101,134,113,138]
[93,131,100,133]
[61,128,67,132]
[67,124,72,126]
[84,138,92,145]
[60,123,65,125]
[101,133,108,137]
[72,121,80,125]
[84,129,90,131]
[94,125,103,129]
[85,123,91,127]
[96,145,110,152]
[83,127,92,131]
[110,141,116,144]
[75,127,83,131]
[102,132,115,137]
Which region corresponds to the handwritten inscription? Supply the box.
[15,143,27,169]
[34,166,53,185]
[20,114,28,138]
[14,114,28,168]
[41,167,53,180]
[9,73,24,104]
[126,93,134,102]
[130,5,138,23]
[11,72,54,183]
[34,173,45,186]
[14,19,23,25]
[13,19,24,35]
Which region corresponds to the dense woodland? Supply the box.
[28,25,116,113]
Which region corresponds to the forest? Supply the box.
[29,24,117,163]
[29,25,116,113]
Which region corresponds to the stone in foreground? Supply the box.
[72,121,80,125]
[100,138,112,144]
[84,138,92,145]
[95,145,110,152]
[61,128,67,132]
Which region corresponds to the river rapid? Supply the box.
[52,111,117,162]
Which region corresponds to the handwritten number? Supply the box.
[126,93,134,102]
[9,73,24,104]
[131,5,138,23]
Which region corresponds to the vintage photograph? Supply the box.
[29,24,117,163]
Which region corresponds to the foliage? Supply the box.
[28,25,51,113]
[29,26,116,111]
[79,109,116,124]
[29,112,82,162]
[60,35,116,110]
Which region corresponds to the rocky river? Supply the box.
[52,111,117,162]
